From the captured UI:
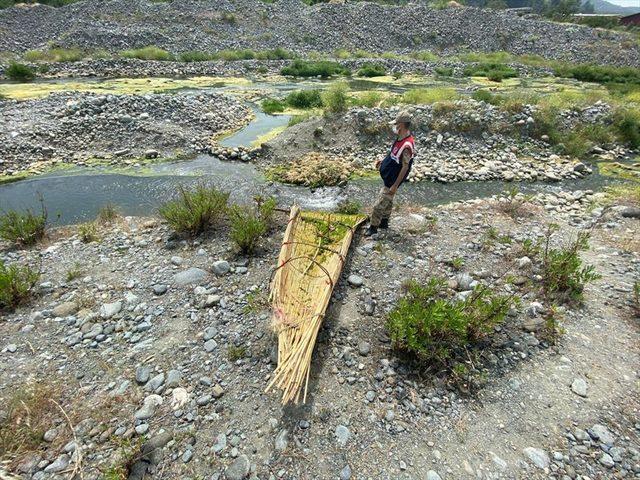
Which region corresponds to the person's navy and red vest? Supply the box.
[379,134,416,188]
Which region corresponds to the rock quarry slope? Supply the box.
[0,0,639,66]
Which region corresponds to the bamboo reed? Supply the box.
[266,205,366,404]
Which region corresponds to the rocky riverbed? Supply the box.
[264,101,639,184]
[0,91,252,178]
[1,0,639,67]
[1,188,638,479]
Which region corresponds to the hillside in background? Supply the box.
[0,0,639,67]
[589,0,640,14]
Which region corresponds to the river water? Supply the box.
[0,155,618,225]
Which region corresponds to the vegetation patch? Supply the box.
[6,62,35,82]
[23,47,90,63]
[334,200,362,215]
[524,225,600,304]
[0,260,40,312]
[387,278,514,369]
[180,48,293,62]
[322,82,349,114]
[122,46,174,61]
[261,97,286,114]
[554,63,640,86]
[463,63,518,82]
[159,184,229,236]
[0,384,62,463]
[285,89,323,109]
[357,62,386,78]
[0,206,47,246]
[281,60,350,78]
[97,204,120,224]
[266,152,352,188]
[228,196,276,254]
[401,87,459,104]
[78,222,100,243]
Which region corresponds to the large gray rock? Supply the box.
[172,268,208,286]
[589,424,615,446]
[621,207,640,219]
[335,425,351,447]
[571,378,588,397]
[523,447,550,469]
[275,429,289,451]
[212,260,231,276]
[52,301,78,317]
[426,471,442,480]
[225,454,250,480]
[100,301,122,319]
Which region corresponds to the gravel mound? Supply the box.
[0,0,638,66]
[0,91,251,175]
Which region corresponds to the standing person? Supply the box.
[365,111,416,236]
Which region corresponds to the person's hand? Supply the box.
[375,159,382,170]
[388,185,398,196]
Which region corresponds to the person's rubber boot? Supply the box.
[364,225,378,237]
[379,218,389,229]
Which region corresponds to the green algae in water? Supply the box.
[0,76,253,100]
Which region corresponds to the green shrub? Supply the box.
[386,278,513,365]
[262,98,286,114]
[97,203,120,224]
[334,200,362,215]
[180,51,215,62]
[65,262,84,282]
[288,112,316,126]
[281,60,350,78]
[322,82,349,114]
[351,91,385,108]
[285,89,323,109]
[78,222,99,243]
[554,63,640,85]
[471,89,499,105]
[0,208,46,246]
[531,105,561,144]
[434,66,453,76]
[559,124,614,158]
[228,197,275,254]
[411,51,439,62]
[462,63,518,82]
[227,345,247,361]
[612,108,640,148]
[24,48,86,63]
[221,12,237,24]
[159,184,229,236]
[529,225,600,303]
[5,62,35,81]
[357,63,386,78]
[122,46,174,61]
[0,260,39,312]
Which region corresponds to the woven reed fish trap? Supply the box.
[266,205,366,404]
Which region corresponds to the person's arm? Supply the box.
[388,149,411,195]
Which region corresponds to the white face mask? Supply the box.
[392,125,399,135]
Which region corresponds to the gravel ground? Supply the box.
[0,0,638,66]
[0,189,638,479]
